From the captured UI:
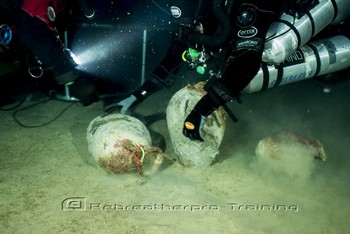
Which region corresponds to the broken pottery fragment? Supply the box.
[166,82,227,168]
[254,131,326,180]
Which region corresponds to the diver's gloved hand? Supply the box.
[117,95,137,114]
[103,94,137,113]
[183,110,206,141]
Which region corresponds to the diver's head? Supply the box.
[170,0,200,28]
[170,0,230,47]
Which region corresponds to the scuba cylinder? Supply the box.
[243,35,350,93]
[262,0,350,65]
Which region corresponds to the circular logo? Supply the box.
[237,26,258,38]
[47,6,56,22]
[0,24,12,45]
[170,6,182,18]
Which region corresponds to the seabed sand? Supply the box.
[0,76,349,233]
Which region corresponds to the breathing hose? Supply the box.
[188,0,232,47]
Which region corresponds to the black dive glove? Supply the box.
[183,82,231,141]
[104,75,163,113]
[183,109,207,141]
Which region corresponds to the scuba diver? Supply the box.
[106,0,289,139]
[0,0,99,106]
[109,0,350,141]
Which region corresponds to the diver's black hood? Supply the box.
[170,0,232,47]
[170,0,212,26]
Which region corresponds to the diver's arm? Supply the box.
[183,0,287,141]
[132,34,187,101]
[109,34,187,113]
